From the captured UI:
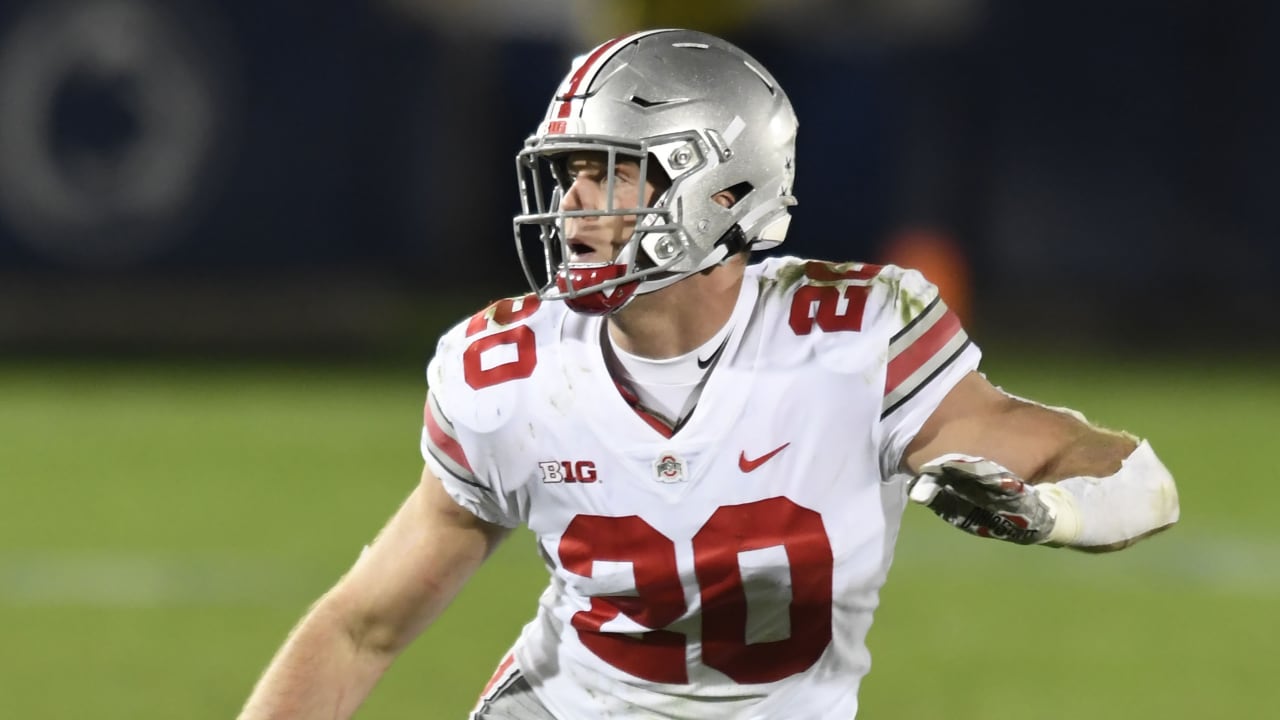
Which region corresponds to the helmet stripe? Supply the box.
[554,29,669,119]
[555,36,625,117]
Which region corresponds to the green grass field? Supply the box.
[1,350,1275,718]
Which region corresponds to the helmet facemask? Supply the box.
[514,135,711,315]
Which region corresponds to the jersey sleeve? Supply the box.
[871,265,982,477]
[420,328,524,529]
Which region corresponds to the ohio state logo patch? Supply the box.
[652,453,686,483]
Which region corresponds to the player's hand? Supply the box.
[907,456,1056,545]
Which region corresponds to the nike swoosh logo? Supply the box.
[738,443,791,473]
[697,336,731,370]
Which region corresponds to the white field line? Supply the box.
[1,530,1277,608]
[0,551,337,609]
[896,527,1280,595]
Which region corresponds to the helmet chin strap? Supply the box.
[632,224,746,296]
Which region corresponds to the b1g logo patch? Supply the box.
[652,453,686,483]
[539,460,598,483]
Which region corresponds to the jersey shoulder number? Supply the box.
[758,256,961,342]
[458,293,546,390]
[760,257,884,336]
[428,292,557,434]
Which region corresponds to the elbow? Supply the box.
[341,601,406,660]
[309,586,404,663]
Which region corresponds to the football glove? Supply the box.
[908,456,1057,545]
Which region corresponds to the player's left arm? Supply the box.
[903,370,1180,552]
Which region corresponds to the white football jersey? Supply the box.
[422,257,980,719]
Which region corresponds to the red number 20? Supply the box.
[557,497,833,685]
[788,261,880,335]
[462,295,540,390]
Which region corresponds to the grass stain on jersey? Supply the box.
[771,259,810,292]
[871,269,929,328]
[772,259,872,292]
[820,260,869,281]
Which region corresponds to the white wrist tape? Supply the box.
[1036,440,1180,547]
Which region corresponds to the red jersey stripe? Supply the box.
[636,409,676,439]
[479,653,516,701]
[424,400,475,474]
[884,309,963,395]
[613,380,675,438]
[613,379,639,404]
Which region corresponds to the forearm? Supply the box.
[238,474,504,719]
[1032,428,1137,484]
[238,593,395,720]
[992,395,1137,485]
[907,379,1180,553]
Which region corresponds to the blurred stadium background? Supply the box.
[0,0,1276,717]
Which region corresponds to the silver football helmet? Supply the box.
[513,29,798,315]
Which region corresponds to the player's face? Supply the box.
[559,151,667,264]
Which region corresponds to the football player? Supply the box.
[239,29,1179,720]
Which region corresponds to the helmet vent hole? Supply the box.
[721,182,754,206]
[630,95,684,109]
[742,60,775,93]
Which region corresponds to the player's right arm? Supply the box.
[237,464,510,720]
